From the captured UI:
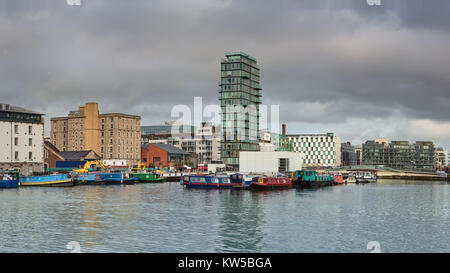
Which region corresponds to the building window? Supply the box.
[278,158,289,172]
[29,152,33,161]
[14,125,19,134]
[29,138,32,146]
[15,151,19,161]
[28,126,32,134]
[154,157,161,163]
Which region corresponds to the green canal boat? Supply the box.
[132,173,164,183]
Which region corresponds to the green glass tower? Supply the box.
[219,52,262,169]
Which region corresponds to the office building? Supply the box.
[341,142,356,166]
[220,52,262,169]
[287,133,342,167]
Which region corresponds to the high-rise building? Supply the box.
[0,103,45,175]
[287,133,342,167]
[219,52,262,168]
[50,102,141,166]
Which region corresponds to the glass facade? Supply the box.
[219,52,261,168]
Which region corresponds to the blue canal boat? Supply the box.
[230,173,257,189]
[292,170,334,188]
[182,175,240,189]
[0,170,20,189]
[20,173,74,187]
[99,172,139,185]
[73,173,106,185]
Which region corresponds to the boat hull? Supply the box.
[0,180,19,188]
[20,174,74,187]
[250,177,293,190]
[164,175,182,182]
[74,173,106,185]
[183,182,239,189]
[250,183,292,190]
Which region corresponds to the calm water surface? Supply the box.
[1,180,450,253]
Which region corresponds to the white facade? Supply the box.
[239,151,303,173]
[0,121,44,163]
[0,104,45,176]
[208,163,226,173]
[287,133,341,167]
[195,123,221,164]
[103,159,128,167]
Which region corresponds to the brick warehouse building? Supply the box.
[50,102,141,167]
[141,143,192,168]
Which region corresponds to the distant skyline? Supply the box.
[0,0,449,152]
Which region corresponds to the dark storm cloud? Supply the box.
[0,0,449,150]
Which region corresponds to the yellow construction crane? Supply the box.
[73,160,107,174]
[131,163,146,172]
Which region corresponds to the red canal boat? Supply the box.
[333,175,345,185]
[250,176,292,190]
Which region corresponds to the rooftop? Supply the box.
[143,143,190,155]
[0,103,44,115]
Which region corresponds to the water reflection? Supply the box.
[1,181,450,252]
[216,190,265,252]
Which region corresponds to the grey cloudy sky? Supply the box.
[0,0,449,152]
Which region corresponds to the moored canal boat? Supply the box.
[20,174,74,187]
[100,172,139,185]
[73,173,106,185]
[182,175,239,189]
[132,172,164,183]
[356,172,377,184]
[249,176,292,190]
[163,172,183,182]
[333,174,345,185]
[292,170,334,188]
[230,173,257,189]
[0,170,20,189]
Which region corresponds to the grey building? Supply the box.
[355,144,362,165]
[341,142,356,166]
[388,141,414,169]
[414,141,435,170]
[362,139,389,166]
[362,139,437,170]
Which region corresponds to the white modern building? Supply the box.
[195,122,221,164]
[0,103,45,175]
[239,151,303,174]
[286,133,341,167]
